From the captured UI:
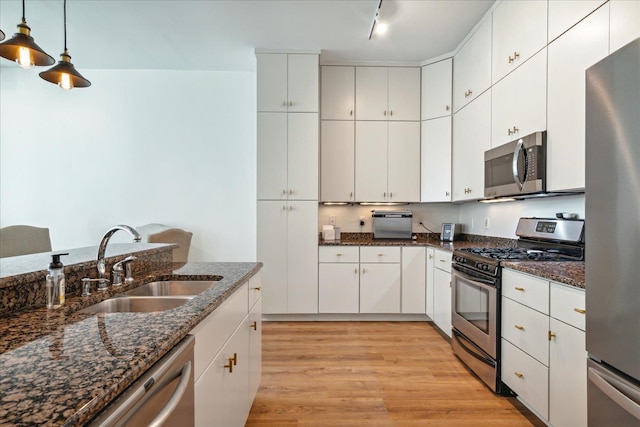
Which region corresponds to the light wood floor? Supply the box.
[246,321,545,427]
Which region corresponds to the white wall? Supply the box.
[458,194,585,238]
[0,68,257,262]
[319,203,461,234]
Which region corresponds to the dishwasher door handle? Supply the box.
[149,360,193,427]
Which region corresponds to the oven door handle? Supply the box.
[452,265,497,287]
[453,331,496,367]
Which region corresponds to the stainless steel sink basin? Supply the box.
[124,280,219,297]
[79,296,193,314]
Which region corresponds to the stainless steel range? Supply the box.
[450,217,585,394]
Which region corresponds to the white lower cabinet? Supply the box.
[192,275,263,427]
[360,247,401,313]
[401,247,426,314]
[432,249,452,337]
[501,269,587,427]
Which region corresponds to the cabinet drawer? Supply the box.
[501,338,549,420]
[550,282,586,331]
[502,297,549,366]
[360,246,401,263]
[434,249,452,273]
[191,282,249,382]
[502,269,549,314]
[319,246,359,263]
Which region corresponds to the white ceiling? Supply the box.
[0,0,495,71]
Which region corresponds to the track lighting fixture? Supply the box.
[368,0,388,40]
[39,0,91,89]
[0,0,54,68]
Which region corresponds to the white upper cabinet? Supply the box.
[355,67,420,121]
[452,90,491,202]
[548,0,607,43]
[257,53,318,112]
[610,0,640,52]
[320,121,355,202]
[421,117,452,202]
[491,48,547,148]
[492,0,548,84]
[421,58,453,120]
[453,17,492,112]
[355,121,388,201]
[321,66,355,120]
[547,3,609,192]
[257,113,287,200]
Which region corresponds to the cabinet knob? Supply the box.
[289,189,293,195]
[383,192,387,198]
[350,110,353,116]
[251,321,258,330]
[282,205,287,211]
[289,100,294,107]
[389,192,393,198]
[515,287,525,292]
[384,110,387,116]
[514,325,525,331]
[282,189,287,195]
[514,372,524,379]
[354,268,358,274]
[282,101,287,107]
[289,205,294,211]
[548,330,557,341]
[573,308,586,314]
[362,268,366,274]
[389,110,393,116]
[349,192,353,198]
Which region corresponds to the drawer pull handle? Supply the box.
[439,259,446,262]
[573,308,586,314]
[514,325,525,331]
[252,286,262,291]
[515,287,525,291]
[336,253,342,256]
[224,359,233,373]
[549,331,557,341]
[251,321,257,330]
[514,372,524,379]
[378,253,384,257]
[230,352,238,366]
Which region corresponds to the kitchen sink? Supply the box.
[124,280,219,297]
[79,296,193,314]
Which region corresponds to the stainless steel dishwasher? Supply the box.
[88,335,195,427]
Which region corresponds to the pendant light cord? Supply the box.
[63,0,67,51]
[21,0,26,21]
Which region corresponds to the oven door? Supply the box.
[451,264,498,359]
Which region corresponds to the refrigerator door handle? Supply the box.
[588,366,640,421]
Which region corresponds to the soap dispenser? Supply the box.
[46,253,69,309]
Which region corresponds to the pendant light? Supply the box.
[0,30,6,41]
[39,0,90,89]
[0,0,54,68]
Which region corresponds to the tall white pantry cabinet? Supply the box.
[256,52,320,314]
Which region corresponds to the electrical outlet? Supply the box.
[329,216,336,225]
[484,218,490,229]
[359,216,365,227]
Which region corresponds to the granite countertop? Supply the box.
[0,261,262,426]
[320,233,585,289]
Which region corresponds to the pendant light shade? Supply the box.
[0,1,54,68]
[39,0,90,89]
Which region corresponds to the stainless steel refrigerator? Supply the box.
[585,37,640,426]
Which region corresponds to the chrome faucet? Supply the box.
[97,225,142,282]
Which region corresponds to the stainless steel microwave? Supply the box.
[484,131,546,199]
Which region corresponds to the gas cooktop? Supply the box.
[458,247,576,261]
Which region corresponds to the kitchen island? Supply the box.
[0,248,262,426]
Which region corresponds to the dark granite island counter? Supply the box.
[0,245,261,426]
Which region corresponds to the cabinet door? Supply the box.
[318,263,360,313]
[257,202,288,314]
[401,247,426,314]
[426,248,435,319]
[610,0,640,52]
[320,121,355,202]
[388,121,420,202]
[257,54,287,112]
[421,117,452,202]
[355,121,388,201]
[548,0,607,43]
[360,263,401,313]
[492,0,548,83]
[453,17,492,112]
[355,67,388,120]
[452,91,491,201]
[388,67,421,121]
[257,113,287,200]
[249,299,262,404]
[547,4,609,192]
[287,201,318,313]
[421,58,452,120]
[491,48,547,148]
[549,319,587,427]
[287,54,319,113]
[321,66,355,120]
[433,268,452,337]
[287,113,318,200]
[195,319,250,427]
